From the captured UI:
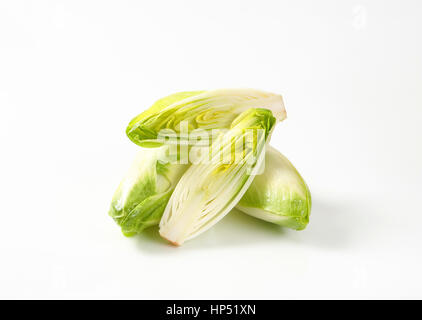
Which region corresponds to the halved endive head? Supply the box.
[126,89,286,147]
[109,146,188,236]
[159,108,276,246]
[236,146,311,230]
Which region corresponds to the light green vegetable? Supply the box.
[236,146,311,230]
[159,108,276,245]
[109,146,188,236]
[126,89,286,148]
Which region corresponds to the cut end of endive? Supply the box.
[160,232,182,246]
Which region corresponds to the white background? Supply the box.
[1,0,421,299]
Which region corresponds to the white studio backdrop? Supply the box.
[0,0,421,299]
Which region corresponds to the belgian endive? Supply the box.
[109,146,187,235]
[126,89,286,147]
[159,108,276,245]
[109,88,312,246]
[236,146,311,230]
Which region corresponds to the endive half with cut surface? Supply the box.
[109,145,311,236]
[126,89,286,147]
[236,146,311,230]
[159,108,276,246]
